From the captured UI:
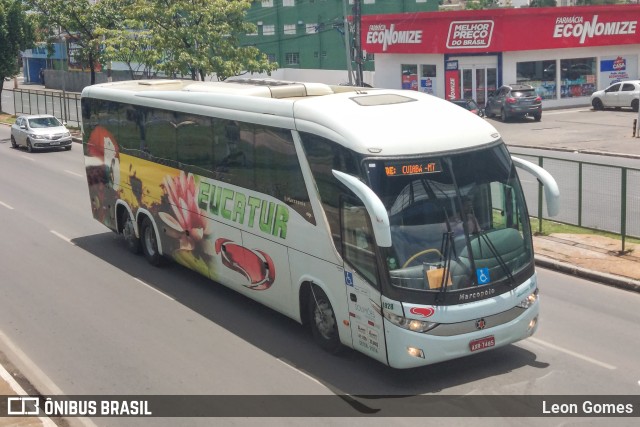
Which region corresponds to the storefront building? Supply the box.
[363,5,640,108]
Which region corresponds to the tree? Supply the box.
[130,0,277,80]
[26,0,123,85]
[0,0,34,112]
[465,0,499,10]
[98,20,161,80]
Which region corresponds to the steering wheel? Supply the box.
[402,249,443,269]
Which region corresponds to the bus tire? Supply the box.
[140,216,164,267]
[308,285,342,354]
[121,209,141,254]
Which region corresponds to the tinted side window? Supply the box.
[300,132,361,252]
[605,84,621,93]
[144,110,178,167]
[177,114,214,177]
[120,106,150,153]
[254,126,314,224]
[621,83,636,92]
[212,119,254,189]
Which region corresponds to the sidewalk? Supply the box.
[533,233,640,292]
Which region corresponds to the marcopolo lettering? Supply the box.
[553,15,637,44]
[459,288,496,301]
[366,24,423,51]
[198,180,289,239]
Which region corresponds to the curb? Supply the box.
[535,254,640,293]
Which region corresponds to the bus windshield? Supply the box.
[365,143,533,298]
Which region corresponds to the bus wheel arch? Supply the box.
[307,283,342,354]
[116,203,141,254]
[137,212,165,267]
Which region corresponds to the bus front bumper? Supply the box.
[385,302,539,369]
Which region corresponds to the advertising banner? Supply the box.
[445,70,460,100]
[600,55,638,86]
[361,5,640,54]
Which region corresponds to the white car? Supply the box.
[590,80,640,112]
[10,114,73,152]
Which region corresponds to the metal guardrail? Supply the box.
[514,152,640,253]
[7,88,82,128]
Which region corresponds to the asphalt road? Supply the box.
[1,126,639,426]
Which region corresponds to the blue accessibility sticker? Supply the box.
[476,267,490,285]
[345,271,354,287]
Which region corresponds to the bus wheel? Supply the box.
[140,216,163,266]
[121,210,141,254]
[308,285,341,354]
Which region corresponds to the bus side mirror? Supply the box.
[511,156,560,217]
[332,170,392,247]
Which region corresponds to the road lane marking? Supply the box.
[528,337,616,370]
[0,201,14,210]
[64,169,84,178]
[50,230,75,245]
[134,278,175,301]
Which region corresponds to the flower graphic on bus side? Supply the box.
[159,171,214,256]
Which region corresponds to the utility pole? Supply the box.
[341,0,354,85]
[353,0,364,86]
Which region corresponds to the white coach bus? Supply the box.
[81,79,559,369]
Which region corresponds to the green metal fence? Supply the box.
[8,88,82,128]
[513,152,640,253]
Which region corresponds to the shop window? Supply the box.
[560,58,596,98]
[516,60,556,100]
[420,64,436,95]
[401,64,418,91]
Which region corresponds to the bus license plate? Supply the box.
[470,336,495,352]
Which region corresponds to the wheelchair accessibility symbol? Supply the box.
[476,268,490,285]
[345,271,354,286]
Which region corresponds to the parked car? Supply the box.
[485,84,542,122]
[590,80,640,112]
[449,98,485,117]
[10,115,72,152]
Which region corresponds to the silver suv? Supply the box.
[485,84,542,122]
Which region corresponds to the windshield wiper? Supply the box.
[435,231,454,304]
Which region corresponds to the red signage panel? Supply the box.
[361,5,640,54]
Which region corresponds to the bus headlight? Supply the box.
[383,310,438,333]
[517,288,539,309]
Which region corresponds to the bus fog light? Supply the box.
[528,316,538,332]
[407,347,425,359]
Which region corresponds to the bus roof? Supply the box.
[81,79,501,156]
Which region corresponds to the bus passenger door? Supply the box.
[341,199,388,365]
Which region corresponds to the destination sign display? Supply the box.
[384,160,442,177]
